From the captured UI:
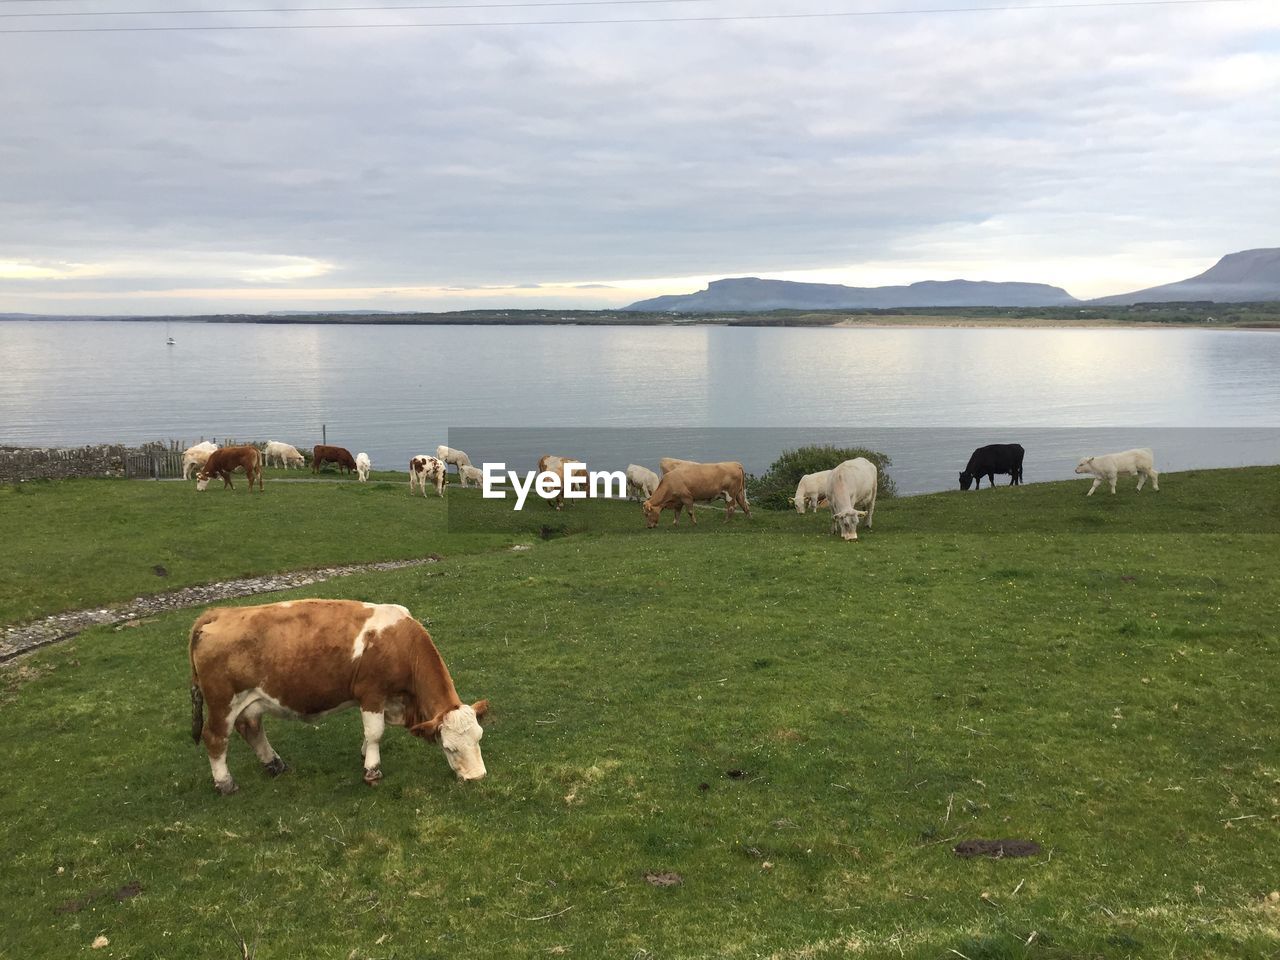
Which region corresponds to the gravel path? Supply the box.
[0,555,443,663]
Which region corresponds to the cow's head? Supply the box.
[958,471,973,491]
[834,509,867,541]
[641,499,661,528]
[195,471,212,491]
[411,700,489,781]
[1074,457,1095,475]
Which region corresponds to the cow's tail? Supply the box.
[189,618,207,744]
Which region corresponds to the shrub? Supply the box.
[746,445,895,511]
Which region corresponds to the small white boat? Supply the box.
[166,336,176,345]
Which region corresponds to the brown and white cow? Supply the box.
[409,455,447,497]
[313,444,357,474]
[641,461,751,527]
[195,445,263,492]
[189,599,489,794]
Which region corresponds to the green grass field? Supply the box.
[1,468,1278,958]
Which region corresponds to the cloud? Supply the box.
[0,0,1276,311]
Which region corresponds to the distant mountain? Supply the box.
[1092,248,1280,305]
[623,277,1080,312]
[266,309,398,315]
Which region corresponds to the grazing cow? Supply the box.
[313,444,357,475]
[826,458,878,541]
[181,441,218,480]
[626,463,660,501]
[355,452,371,483]
[409,455,447,497]
[536,455,585,510]
[659,456,738,506]
[642,461,751,527]
[436,446,472,474]
[264,440,305,470]
[195,445,263,493]
[959,443,1025,490]
[188,599,489,794]
[1075,447,1159,496]
[459,464,484,488]
[793,470,833,514]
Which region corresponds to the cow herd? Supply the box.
[180,438,1162,541]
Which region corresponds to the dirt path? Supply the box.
[0,555,442,663]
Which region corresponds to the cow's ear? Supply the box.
[471,699,489,720]
[410,712,446,741]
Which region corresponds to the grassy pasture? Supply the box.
[0,468,1278,958]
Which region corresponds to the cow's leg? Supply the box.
[235,709,287,776]
[987,473,995,488]
[1149,468,1159,491]
[1136,470,1147,491]
[1087,477,1101,496]
[202,700,238,795]
[1108,473,1118,494]
[360,710,386,784]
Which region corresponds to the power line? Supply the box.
[0,0,715,16]
[0,0,1252,33]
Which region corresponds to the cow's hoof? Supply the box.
[263,757,289,777]
[215,779,239,796]
[363,766,383,785]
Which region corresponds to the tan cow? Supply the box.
[536,454,584,510]
[658,456,739,507]
[189,599,489,794]
[195,445,263,492]
[642,461,751,527]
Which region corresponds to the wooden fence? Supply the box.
[123,439,251,480]
[123,448,186,479]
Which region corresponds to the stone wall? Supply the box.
[0,442,174,482]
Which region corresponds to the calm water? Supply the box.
[2,320,1278,493]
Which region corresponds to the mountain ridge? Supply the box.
[624,277,1080,312]
[623,248,1280,311]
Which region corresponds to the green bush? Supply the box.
[746,445,895,510]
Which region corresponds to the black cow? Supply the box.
[959,443,1024,490]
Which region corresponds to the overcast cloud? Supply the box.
[1,0,1277,312]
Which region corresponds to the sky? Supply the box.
[1,0,1278,314]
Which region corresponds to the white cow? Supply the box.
[182,441,218,480]
[409,455,447,498]
[793,470,833,514]
[1075,448,1159,496]
[263,440,305,470]
[459,464,483,488]
[625,464,660,501]
[826,458,878,541]
[355,452,371,482]
[436,446,472,474]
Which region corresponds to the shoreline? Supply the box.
[2,315,1273,330]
